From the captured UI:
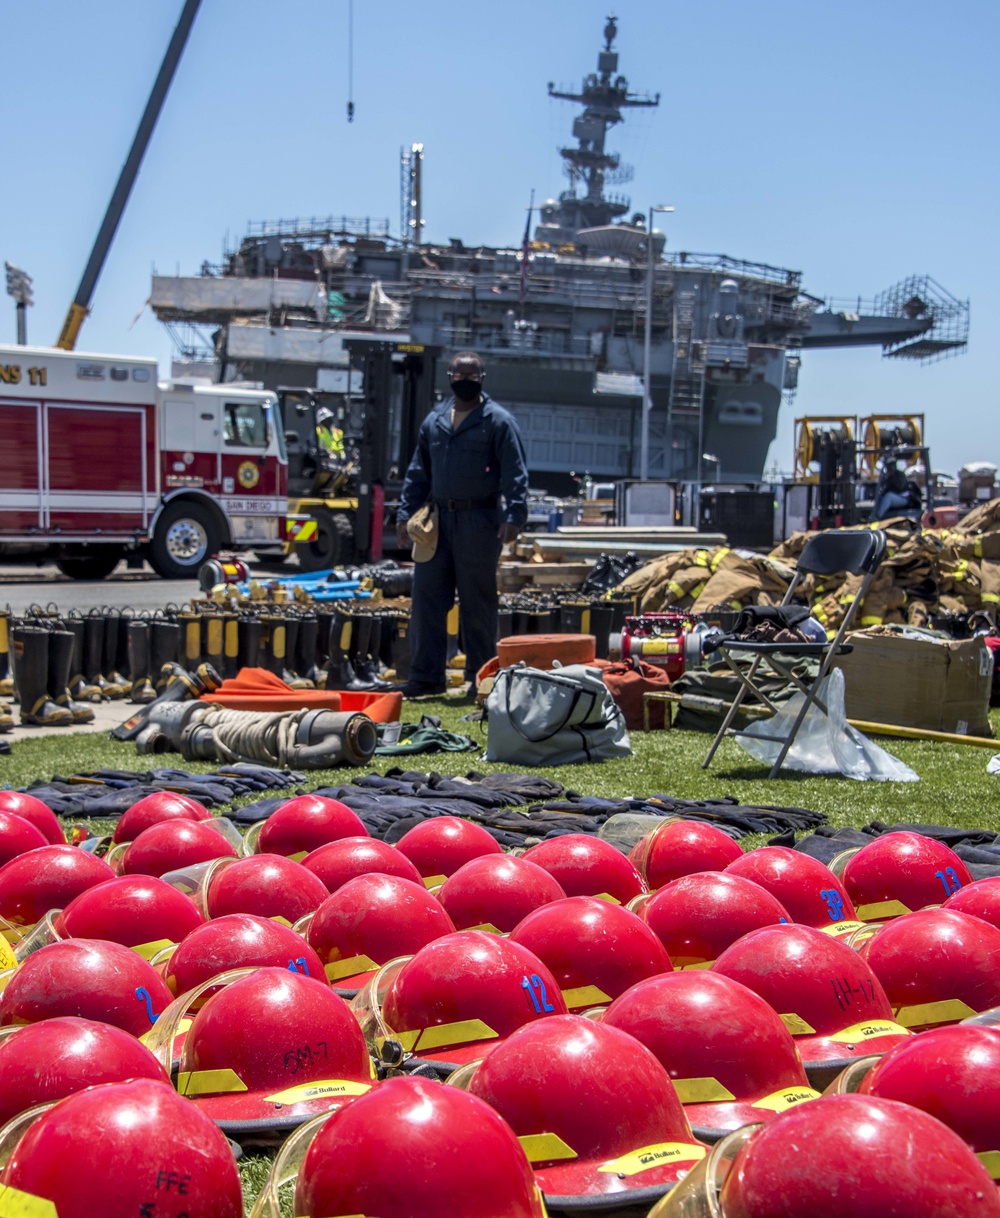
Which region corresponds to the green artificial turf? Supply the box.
[5,700,1000,1214]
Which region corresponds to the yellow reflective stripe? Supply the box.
[860,616,883,626]
[728,600,743,610]
[519,1132,578,1164]
[983,593,1000,605]
[561,985,612,1008]
[672,1077,736,1104]
[857,899,911,921]
[895,999,976,1028]
[0,1185,58,1218]
[395,1019,498,1053]
[325,954,379,981]
[264,1079,371,1104]
[176,1067,247,1096]
[976,538,984,558]
[750,1086,820,1112]
[710,548,732,572]
[956,560,968,579]
[667,581,685,600]
[827,1020,909,1044]
[693,552,709,568]
[597,1143,707,1176]
[690,582,705,600]
[779,1013,816,1036]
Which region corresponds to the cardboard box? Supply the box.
[834,630,994,737]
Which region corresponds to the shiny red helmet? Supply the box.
[602,971,818,1139]
[725,846,859,931]
[253,1076,546,1218]
[0,790,65,844]
[356,930,567,1070]
[54,874,204,956]
[0,845,114,927]
[394,816,503,883]
[307,874,456,990]
[0,938,173,1035]
[629,818,742,889]
[0,1078,243,1218]
[522,834,646,904]
[648,1094,1000,1218]
[437,854,567,933]
[0,1015,170,1127]
[120,818,237,878]
[711,923,910,1081]
[635,871,791,967]
[509,895,672,1010]
[461,1015,707,1210]
[254,795,368,859]
[151,967,375,1134]
[302,835,424,892]
[840,831,973,921]
[164,912,325,996]
[112,790,212,844]
[858,908,1000,1030]
[206,854,329,923]
[0,810,48,867]
[943,876,1000,930]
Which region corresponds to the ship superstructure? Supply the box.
[150,18,968,491]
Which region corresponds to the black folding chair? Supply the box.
[702,529,888,778]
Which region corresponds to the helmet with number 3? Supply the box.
[725,846,859,931]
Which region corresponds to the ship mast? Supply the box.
[544,15,659,239]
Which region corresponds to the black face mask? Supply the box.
[452,379,482,404]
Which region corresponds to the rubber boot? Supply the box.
[127,620,156,704]
[179,613,203,672]
[221,613,240,680]
[84,614,124,698]
[13,628,73,726]
[261,616,288,679]
[114,610,134,686]
[353,616,394,691]
[326,610,362,691]
[150,620,182,695]
[390,611,412,683]
[281,616,312,689]
[295,615,320,687]
[64,617,102,702]
[103,612,129,691]
[312,610,334,689]
[201,614,224,679]
[237,615,263,673]
[48,630,95,723]
[0,610,12,698]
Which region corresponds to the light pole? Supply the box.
[4,263,33,345]
[640,205,674,481]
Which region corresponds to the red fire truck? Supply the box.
[0,343,295,579]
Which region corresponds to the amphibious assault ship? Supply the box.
[150,17,968,492]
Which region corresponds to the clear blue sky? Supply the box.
[2,0,997,476]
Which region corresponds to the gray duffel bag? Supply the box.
[484,661,631,766]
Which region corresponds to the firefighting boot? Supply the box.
[261,616,288,679]
[114,610,134,686]
[0,610,12,698]
[102,611,129,691]
[150,620,182,695]
[13,628,73,727]
[312,610,334,688]
[295,614,321,687]
[84,614,124,698]
[237,615,263,673]
[325,610,360,691]
[64,617,102,702]
[200,613,224,679]
[220,613,240,680]
[127,620,156,704]
[48,629,95,723]
[179,612,203,672]
[280,616,311,689]
[353,616,394,691]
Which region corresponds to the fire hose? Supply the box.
[135,701,377,768]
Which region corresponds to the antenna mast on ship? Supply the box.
[543,15,659,241]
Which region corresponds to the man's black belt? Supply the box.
[434,496,499,511]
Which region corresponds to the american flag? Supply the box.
[519,190,534,306]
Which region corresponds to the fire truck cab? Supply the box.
[0,344,289,579]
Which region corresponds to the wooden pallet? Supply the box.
[498,561,593,591]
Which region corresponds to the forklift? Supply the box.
[277,339,441,569]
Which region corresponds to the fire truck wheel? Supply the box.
[149,501,223,580]
[53,548,124,581]
[296,510,356,572]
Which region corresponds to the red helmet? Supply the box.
[712,924,910,1077]
[302,835,423,892]
[0,1015,170,1127]
[635,872,790,967]
[120,818,238,878]
[650,1094,1000,1218]
[0,790,65,844]
[0,845,115,926]
[307,874,456,990]
[0,938,173,1035]
[157,967,374,1133]
[206,854,330,923]
[462,1015,706,1209]
[522,835,646,904]
[840,831,974,921]
[0,811,48,867]
[394,816,503,883]
[0,1078,243,1218]
[629,818,742,889]
[943,877,1000,930]
[254,795,368,859]
[358,930,568,1069]
[258,1076,546,1218]
[164,912,325,997]
[112,790,212,844]
[54,875,204,956]
[725,846,860,931]
[437,855,567,933]
[509,895,672,1011]
[602,971,818,1139]
[858,908,1000,1029]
